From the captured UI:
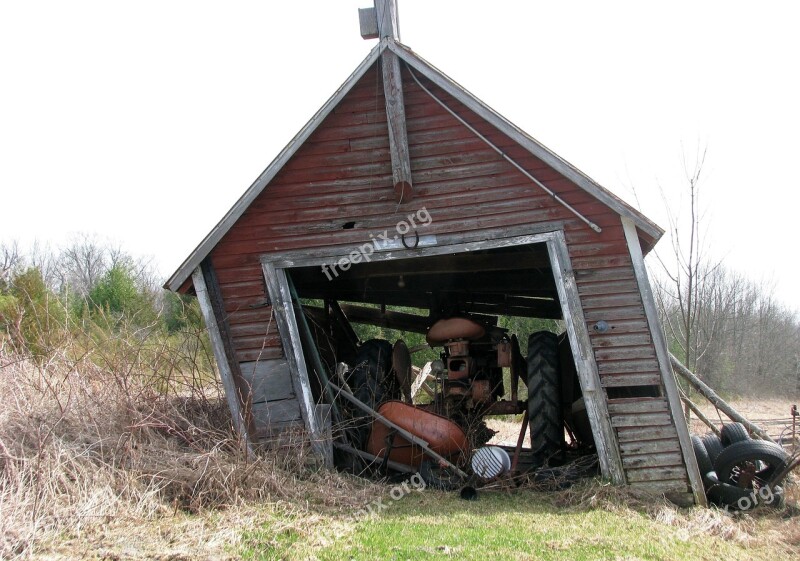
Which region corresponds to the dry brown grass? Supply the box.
[0,349,377,559]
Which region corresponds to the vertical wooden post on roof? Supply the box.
[371,0,413,202]
[192,264,254,457]
[621,217,707,506]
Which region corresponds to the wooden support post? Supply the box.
[261,262,327,462]
[669,353,777,444]
[622,217,707,506]
[192,264,253,456]
[547,231,626,485]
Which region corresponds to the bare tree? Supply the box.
[1,240,22,287]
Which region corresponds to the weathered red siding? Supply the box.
[209,62,687,491]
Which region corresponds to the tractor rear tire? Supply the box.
[527,331,564,467]
[348,339,397,447]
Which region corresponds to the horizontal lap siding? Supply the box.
[207,62,688,491]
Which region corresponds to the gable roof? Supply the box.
[165,39,663,293]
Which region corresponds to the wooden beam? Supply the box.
[192,265,253,455]
[381,49,413,202]
[670,354,776,444]
[622,217,707,506]
[547,231,625,484]
[375,0,400,40]
[261,262,326,462]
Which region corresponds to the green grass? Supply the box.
[238,488,779,561]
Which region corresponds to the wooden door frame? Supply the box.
[260,229,625,483]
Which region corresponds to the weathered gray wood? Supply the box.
[262,229,561,270]
[192,267,252,453]
[600,373,663,387]
[547,230,625,484]
[616,425,678,442]
[620,439,681,456]
[669,353,775,444]
[261,262,325,460]
[607,399,669,415]
[251,399,302,425]
[375,0,400,40]
[625,466,689,483]
[622,452,684,469]
[315,404,334,469]
[358,6,378,39]
[381,48,413,202]
[622,217,706,506]
[611,413,674,428]
[240,359,295,403]
[328,381,468,479]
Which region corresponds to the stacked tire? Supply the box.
[692,423,789,510]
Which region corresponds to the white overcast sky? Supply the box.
[1,1,799,311]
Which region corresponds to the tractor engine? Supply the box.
[425,317,509,445]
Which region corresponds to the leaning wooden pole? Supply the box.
[680,394,721,436]
[669,353,777,444]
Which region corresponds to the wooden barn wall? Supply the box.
[208,62,688,492]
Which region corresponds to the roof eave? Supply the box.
[164,41,387,292]
[388,41,665,243]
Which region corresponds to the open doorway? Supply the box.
[262,231,622,484]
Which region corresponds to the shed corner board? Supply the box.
[621,217,707,507]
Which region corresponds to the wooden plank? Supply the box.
[192,266,252,453]
[597,358,661,374]
[239,359,295,403]
[593,346,656,362]
[547,230,625,484]
[261,262,325,460]
[628,480,690,493]
[620,438,681,456]
[590,333,652,348]
[237,347,284,362]
[622,452,684,469]
[607,398,669,415]
[600,372,663,387]
[616,425,679,443]
[625,466,689,483]
[611,413,674,428]
[381,49,413,202]
[251,399,302,425]
[622,216,706,506]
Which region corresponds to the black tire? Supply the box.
[714,440,790,489]
[706,472,784,510]
[347,339,398,447]
[526,331,564,467]
[720,422,750,447]
[701,433,724,464]
[691,435,714,482]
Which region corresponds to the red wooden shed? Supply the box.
[165,1,705,505]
